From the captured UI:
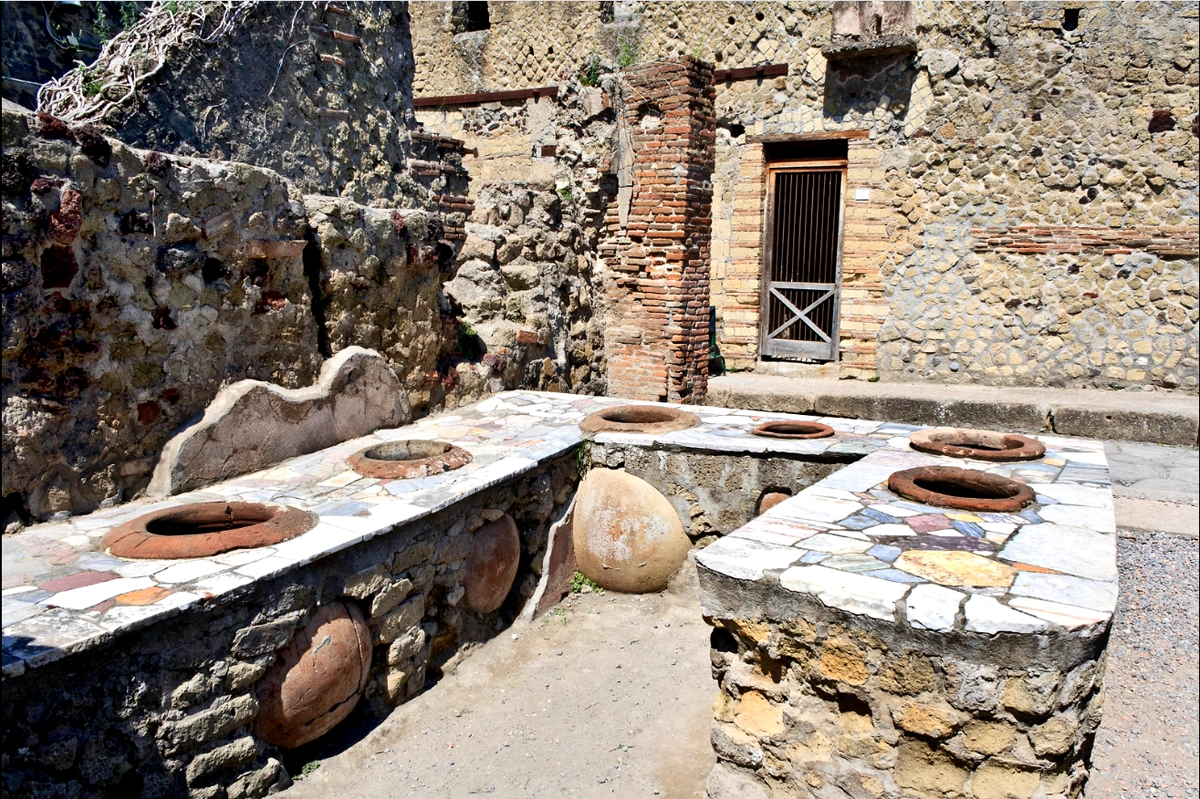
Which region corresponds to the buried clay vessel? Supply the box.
[751,420,834,439]
[909,426,1046,461]
[572,468,690,593]
[579,404,701,435]
[254,601,372,748]
[463,513,522,613]
[102,501,317,559]
[888,465,1035,512]
[347,439,472,479]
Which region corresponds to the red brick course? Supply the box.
[971,224,1199,257]
[600,57,716,403]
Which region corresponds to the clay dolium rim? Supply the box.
[578,404,701,435]
[887,465,1036,512]
[909,427,1046,462]
[102,501,317,559]
[751,420,835,439]
[347,440,473,479]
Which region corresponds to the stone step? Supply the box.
[707,374,1199,446]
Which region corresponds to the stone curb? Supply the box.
[707,376,1199,446]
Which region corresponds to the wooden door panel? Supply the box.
[761,167,845,362]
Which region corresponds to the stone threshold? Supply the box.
[708,373,1199,446]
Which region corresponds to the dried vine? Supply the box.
[37,1,259,124]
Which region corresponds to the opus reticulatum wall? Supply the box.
[410,1,1199,390]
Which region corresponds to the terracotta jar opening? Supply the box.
[909,427,1045,462]
[887,466,1035,512]
[347,440,472,479]
[751,420,834,439]
[103,501,317,559]
[579,405,701,435]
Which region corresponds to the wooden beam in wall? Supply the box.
[746,130,871,143]
[712,63,790,83]
[413,86,560,108]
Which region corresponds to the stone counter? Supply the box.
[2,391,1116,798]
[696,437,1116,799]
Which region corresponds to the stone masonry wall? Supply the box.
[2,106,320,522]
[587,442,844,544]
[55,2,429,207]
[1,105,477,525]
[1,455,578,799]
[2,5,502,527]
[1,2,143,110]
[444,182,608,400]
[304,194,459,415]
[701,578,1107,799]
[598,57,716,403]
[410,1,1199,391]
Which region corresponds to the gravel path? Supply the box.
[1086,530,1200,799]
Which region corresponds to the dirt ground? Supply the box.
[283,556,715,799]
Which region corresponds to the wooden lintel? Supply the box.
[414,86,560,108]
[712,63,789,84]
[747,130,871,143]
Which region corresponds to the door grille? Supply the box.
[762,168,844,361]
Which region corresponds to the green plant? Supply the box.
[120,2,140,29]
[574,444,590,477]
[95,6,114,47]
[458,324,484,361]
[690,34,707,60]
[579,53,602,87]
[295,761,320,780]
[79,63,103,97]
[868,375,880,383]
[617,38,639,68]
[570,571,604,595]
[557,184,573,202]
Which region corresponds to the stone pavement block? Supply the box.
[1114,497,1198,537]
[1105,440,1199,505]
[1052,405,1198,447]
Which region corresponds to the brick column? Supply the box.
[839,138,889,376]
[599,57,716,403]
[720,142,767,368]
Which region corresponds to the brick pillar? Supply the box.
[839,138,888,376]
[721,141,767,368]
[599,57,716,404]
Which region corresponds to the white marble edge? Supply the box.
[696,436,1118,636]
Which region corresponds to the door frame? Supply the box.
[759,158,848,362]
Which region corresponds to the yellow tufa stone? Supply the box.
[818,639,870,686]
[1031,715,1080,757]
[878,651,936,696]
[892,700,963,739]
[1002,671,1061,718]
[961,720,1017,756]
[733,690,785,738]
[969,760,1042,799]
[894,739,969,797]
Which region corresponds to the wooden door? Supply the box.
[760,161,846,361]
